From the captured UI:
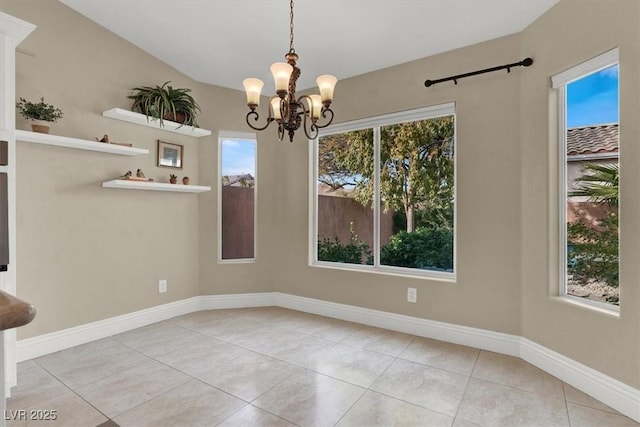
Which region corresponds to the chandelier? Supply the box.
[242,0,337,142]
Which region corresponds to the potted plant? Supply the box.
[128,81,201,128]
[169,174,178,184]
[16,97,63,134]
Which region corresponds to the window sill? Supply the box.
[310,261,456,283]
[218,258,256,264]
[552,295,620,318]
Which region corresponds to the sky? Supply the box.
[221,139,255,176]
[567,64,619,128]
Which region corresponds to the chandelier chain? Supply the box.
[289,0,295,53]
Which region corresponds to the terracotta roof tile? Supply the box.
[567,124,618,156]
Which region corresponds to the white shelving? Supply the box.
[15,130,148,156]
[102,179,211,193]
[103,108,212,138]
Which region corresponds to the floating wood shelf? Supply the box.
[102,179,211,193]
[103,108,212,138]
[15,130,148,156]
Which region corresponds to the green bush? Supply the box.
[380,226,453,271]
[317,223,373,265]
[567,212,618,289]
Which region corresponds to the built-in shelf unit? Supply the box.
[102,179,211,193]
[102,108,212,138]
[15,130,148,156]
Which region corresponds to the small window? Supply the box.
[313,103,456,280]
[552,49,619,309]
[219,132,257,262]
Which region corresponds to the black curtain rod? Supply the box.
[424,57,533,87]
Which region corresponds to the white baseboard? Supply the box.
[15,292,639,422]
[16,292,276,362]
[16,297,202,362]
[274,292,522,357]
[520,338,640,422]
[276,292,639,422]
[199,292,277,309]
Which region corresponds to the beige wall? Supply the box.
[0,0,269,339]
[520,0,639,388]
[268,33,524,334]
[3,0,638,392]
[265,0,639,389]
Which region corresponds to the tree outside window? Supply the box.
[315,108,455,276]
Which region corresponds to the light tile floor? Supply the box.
[6,307,638,427]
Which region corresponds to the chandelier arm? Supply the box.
[245,110,274,131]
[295,96,319,140]
[302,122,318,140]
[295,95,310,114]
[313,108,335,129]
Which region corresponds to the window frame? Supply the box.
[309,103,457,281]
[552,48,619,312]
[218,130,258,264]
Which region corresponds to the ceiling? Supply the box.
[60,0,558,92]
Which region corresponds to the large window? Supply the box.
[218,132,256,262]
[552,49,619,309]
[312,104,456,280]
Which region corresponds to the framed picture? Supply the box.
[157,140,183,169]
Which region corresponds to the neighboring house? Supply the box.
[566,124,618,223]
[222,173,255,187]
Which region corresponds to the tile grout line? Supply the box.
[343,334,464,422]
[450,349,481,425]
[225,316,471,422]
[31,359,115,425]
[44,335,200,421]
[333,338,411,425]
[122,319,310,425]
[563,382,573,427]
[219,310,418,426]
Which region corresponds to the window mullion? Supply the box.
[374,126,381,268]
[558,86,568,297]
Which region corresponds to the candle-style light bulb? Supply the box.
[270,97,282,120]
[309,94,322,120]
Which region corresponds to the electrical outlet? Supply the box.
[407,287,417,303]
[158,279,167,294]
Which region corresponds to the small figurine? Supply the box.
[96,134,109,143]
[121,170,132,179]
[136,169,145,178]
[182,176,190,185]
